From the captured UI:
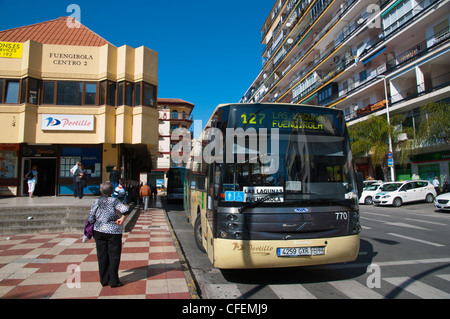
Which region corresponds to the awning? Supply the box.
[362,46,386,65]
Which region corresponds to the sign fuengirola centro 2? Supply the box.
[0,42,23,58]
[41,114,94,131]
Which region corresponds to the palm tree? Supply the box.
[348,115,402,181]
[349,102,449,181]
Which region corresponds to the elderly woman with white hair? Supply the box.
[88,181,129,288]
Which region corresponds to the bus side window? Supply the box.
[214,164,221,199]
[207,164,214,210]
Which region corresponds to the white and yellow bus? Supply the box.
[183,103,362,269]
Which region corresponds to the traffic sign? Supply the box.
[388,158,394,167]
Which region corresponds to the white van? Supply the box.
[373,180,436,207]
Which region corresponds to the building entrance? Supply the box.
[22,158,57,196]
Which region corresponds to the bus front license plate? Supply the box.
[277,247,325,257]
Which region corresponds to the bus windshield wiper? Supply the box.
[238,192,287,213]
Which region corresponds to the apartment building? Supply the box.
[0,17,159,196]
[240,0,450,183]
[152,98,194,187]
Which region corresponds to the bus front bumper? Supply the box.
[213,234,360,269]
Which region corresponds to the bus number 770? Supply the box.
[335,212,348,220]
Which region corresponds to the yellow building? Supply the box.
[0,17,159,196]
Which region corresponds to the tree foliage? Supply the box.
[348,102,449,180]
[416,102,450,145]
[348,114,403,180]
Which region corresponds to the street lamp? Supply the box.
[377,75,395,182]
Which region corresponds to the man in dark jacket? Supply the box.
[75,163,88,199]
[109,166,120,194]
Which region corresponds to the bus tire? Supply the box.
[194,214,206,253]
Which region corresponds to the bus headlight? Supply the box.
[219,230,228,238]
[227,223,238,230]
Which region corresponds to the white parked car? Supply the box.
[363,180,383,189]
[359,183,383,205]
[373,180,436,207]
[434,192,450,211]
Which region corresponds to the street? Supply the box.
[164,200,450,299]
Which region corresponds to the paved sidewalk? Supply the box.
[0,196,196,299]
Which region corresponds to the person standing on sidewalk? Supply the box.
[74,163,88,199]
[26,165,38,198]
[109,166,120,193]
[70,162,80,198]
[139,181,151,210]
[88,181,129,288]
[433,176,440,196]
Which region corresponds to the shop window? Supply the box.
[5,80,20,103]
[60,156,81,178]
[57,81,83,105]
[0,149,18,179]
[60,147,102,178]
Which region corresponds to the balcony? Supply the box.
[346,71,450,123]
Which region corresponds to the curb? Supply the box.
[161,202,200,299]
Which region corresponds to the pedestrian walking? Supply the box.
[87,181,129,288]
[139,181,151,210]
[114,179,128,203]
[25,165,38,198]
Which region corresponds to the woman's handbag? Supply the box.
[83,220,94,242]
[83,203,97,243]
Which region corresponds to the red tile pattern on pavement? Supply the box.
[0,208,191,299]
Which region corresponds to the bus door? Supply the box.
[183,171,190,222]
[205,163,221,263]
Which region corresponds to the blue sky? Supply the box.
[0,0,274,133]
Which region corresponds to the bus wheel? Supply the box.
[194,214,206,253]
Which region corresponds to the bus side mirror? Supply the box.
[356,172,364,199]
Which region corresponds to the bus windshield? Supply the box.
[219,105,357,207]
[167,167,186,201]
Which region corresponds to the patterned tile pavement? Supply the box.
[0,206,195,299]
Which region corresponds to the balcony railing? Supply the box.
[346,71,450,122]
